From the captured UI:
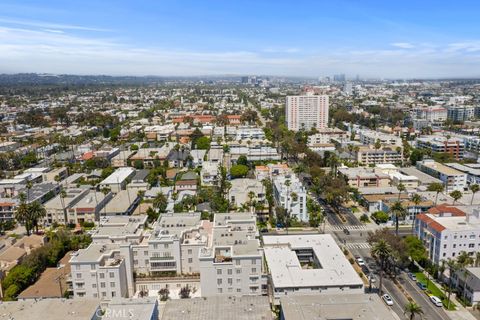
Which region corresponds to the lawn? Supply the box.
[415,272,456,310]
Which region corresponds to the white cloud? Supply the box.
[0,17,110,32]
[391,42,415,49]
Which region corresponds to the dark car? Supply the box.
[343,228,350,235]
[417,282,427,290]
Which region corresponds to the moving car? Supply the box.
[343,228,350,235]
[417,282,427,290]
[382,294,394,306]
[356,256,366,266]
[430,295,443,307]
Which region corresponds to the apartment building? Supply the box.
[273,173,307,222]
[358,129,402,146]
[43,188,90,225]
[99,167,136,193]
[447,105,477,122]
[228,178,265,209]
[445,163,480,185]
[69,190,112,224]
[285,93,329,131]
[200,161,219,186]
[70,243,134,299]
[416,136,465,160]
[337,167,391,188]
[235,126,265,141]
[199,213,266,297]
[415,207,480,265]
[416,159,467,192]
[355,147,403,165]
[412,106,448,123]
[263,234,364,304]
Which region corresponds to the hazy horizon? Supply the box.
[1,1,479,78]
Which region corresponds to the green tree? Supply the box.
[15,194,32,236]
[404,235,427,263]
[230,164,249,179]
[470,184,479,205]
[153,192,168,213]
[404,302,423,320]
[390,201,407,236]
[195,136,211,150]
[374,139,382,150]
[409,149,424,165]
[427,182,444,205]
[449,190,463,205]
[371,211,389,224]
[371,239,393,295]
[28,201,46,233]
[237,155,248,166]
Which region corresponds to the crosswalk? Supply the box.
[325,224,368,232]
[345,242,371,249]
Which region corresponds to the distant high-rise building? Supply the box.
[241,76,249,84]
[343,82,353,95]
[333,74,346,82]
[285,93,329,131]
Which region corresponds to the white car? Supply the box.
[430,295,443,307]
[382,294,394,306]
[356,257,365,266]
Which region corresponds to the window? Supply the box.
[93,293,98,298]
[102,292,106,297]
[228,278,233,285]
[109,272,115,278]
[110,282,115,287]
[91,264,96,270]
[100,282,106,288]
[251,259,256,265]
[188,258,193,263]
[92,284,97,288]
[469,244,475,248]
[145,259,149,265]
[217,279,222,285]
[236,260,241,266]
[237,288,241,292]
[153,244,158,249]
[188,249,192,255]
[217,269,222,275]
[164,244,169,249]
[236,269,241,274]
[251,268,257,273]
[218,288,223,293]
[99,273,105,279]
[134,260,138,265]
[144,251,148,255]
[133,251,137,256]
[228,269,232,275]
[453,244,457,248]
[111,292,116,297]
[76,273,82,279]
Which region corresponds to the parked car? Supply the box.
[430,295,443,307]
[417,282,427,290]
[356,256,366,266]
[408,273,417,281]
[382,294,394,306]
[343,228,350,235]
[368,274,376,283]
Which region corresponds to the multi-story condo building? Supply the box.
[70,243,135,299]
[447,105,477,122]
[338,167,391,188]
[99,167,136,193]
[412,106,448,123]
[355,147,403,165]
[462,135,480,154]
[285,93,329,131]
[235,126,265,141]
[43,187,90,225]
[263,234,364,304]
[69,190,112,224]
[445,163,480,185]
[358,129,402,146]
[199,213,266,297]
[273,174,307,222]
[416,136,465,160]
[415,207,480,265]
[416,159,467,192]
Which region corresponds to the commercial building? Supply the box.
[273,174,307,222]
[414,206,480,265]
[416,136,465,160]
[263,234,364,304]
[199,213,266,297]
[416,159,467,192]
[285,93,329,131]
[280,293,398,320]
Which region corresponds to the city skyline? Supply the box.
[0,0,479,78]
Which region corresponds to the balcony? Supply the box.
[150,255,175,261]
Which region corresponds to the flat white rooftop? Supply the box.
[263,234,363,289]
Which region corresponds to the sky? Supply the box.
[0,0,479,78]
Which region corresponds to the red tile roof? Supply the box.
[428,204,466,217]
[417,213,446,232]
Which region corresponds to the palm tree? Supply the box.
[445,258,458,310]
[153,192,167,213]
[475,252,480,267]
[404,302,423,320]
[410,193,422,233]
[15,193,32,236]
[390,201,406,236]
[326,154,339,177]
[25,180,33,202]
[427,182,444,206]
[396,183,406,201]
[449,190,463,205]
[284,179,291,234]
[59,189,68,225]
[28,201,46,233]
[371,239,393,295]
[470,184,479,205]
[247,191,256,213]
[100,187,110,217]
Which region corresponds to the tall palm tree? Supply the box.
[247,191,256,213]
[410,193,422,233]
[449,190,463,205]
[470,184,479,205]
[15,193,32,236]
[284,179,291,234]
[445,258,458,310]
[427,182,444,206]
[475,252,480,267]
[371,239,393,295]
[404,302,423,320]
[59,189,68,225]
[153,192,168,213]
[396,183,406,201]
[28,201,46,233]
[390,201,406,236]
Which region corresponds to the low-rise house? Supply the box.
[0,235,45,273]
[102,189,140,216]
[200,161,219,186]
[111,150,135,168]
[175,171,198,191]
[190,149,207,167]
[167,149,191,168]
[228,178,265,209]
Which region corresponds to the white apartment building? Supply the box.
[412,106,448,123]
[416,159,467,192]
[200,161,219,186]
[235,126,265,141]
[263,234,364,304]
[416,136,465,160]
[355,147,403,165]
[358,129,402,146]
[70,243,135,300]
[99,167,136,193]
[199,213,266,297]
[43,187,90,225]
[273,174,307,222]
[285,93,329,131]
[415,208,480,265]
